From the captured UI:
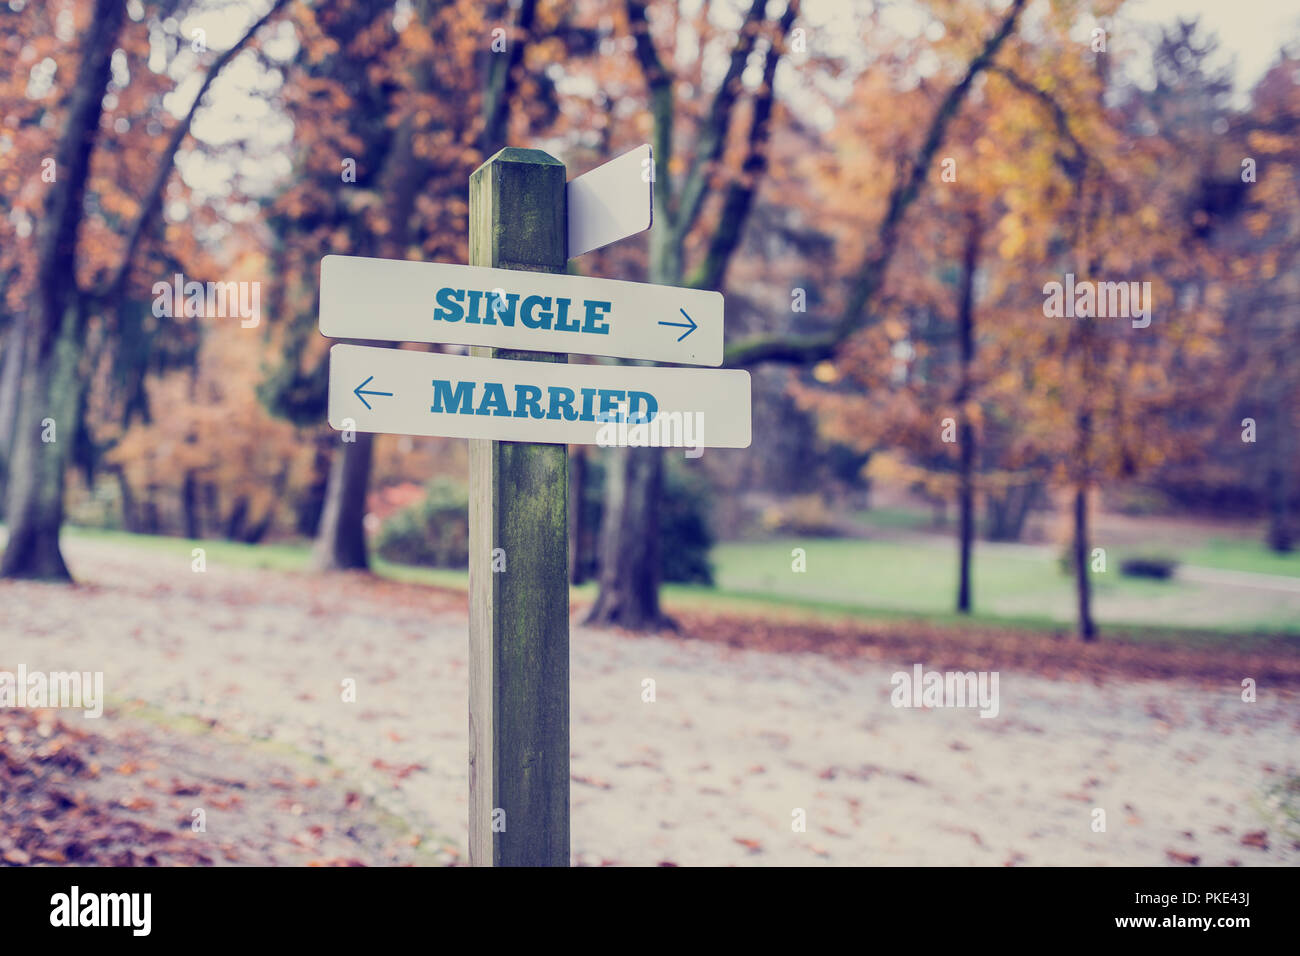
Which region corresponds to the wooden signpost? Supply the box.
[466,148,570,868]
[319,145,750,866]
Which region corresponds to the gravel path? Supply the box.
[1,538,1296,866]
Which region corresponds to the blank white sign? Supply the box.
[566,144,653,258]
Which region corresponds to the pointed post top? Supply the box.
[470,147,568,269]
[472,146,566,176]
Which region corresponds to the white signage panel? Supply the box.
[319,254,722,367]
[327,344,751,448]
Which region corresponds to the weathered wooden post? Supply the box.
[466,148,570,867]
[320,142,746,866]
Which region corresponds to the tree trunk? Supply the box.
[585,182,683,628]
[957,436,974,613]
[0,319,26,515]
[111,463,138,533]
[181,470,201,539]
[585,0,805,629]
[929,495,947,529]
[1265,466,1294,552]
[568,445,586,585]
[141,495,160,536]
[225,496,249,541]
[1072,484,1096,641]
[985,481,1038,541]
[242,506,275,545]
[312,432,374,571]
[584,444,672,630]
[955,213,979,614]
[1071,281,1098,641]
[0,317,80,579]
[0,0,124,580]
[1265,400,1294,552]
[297,435,332,536]
[302,0,441,573]
[586,417,670,627]
[202,481,220,537]
[243,467,287,545]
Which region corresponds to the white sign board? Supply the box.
[567,144,653,258]
[319,254,723,366]
[327,344,751,448]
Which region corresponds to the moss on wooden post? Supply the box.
[467,147,570,867]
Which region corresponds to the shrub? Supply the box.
[659,462,715,585]
[1258,775,1300,845]
[759,494,841,537]
[380,460,716,584]
[374,478,469,568]
[572,453,715,586]
[1118,555,1179,579]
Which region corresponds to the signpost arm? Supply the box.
[467,147,570,867]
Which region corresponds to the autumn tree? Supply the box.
[102,303,313,541]
[0,0,291,579]
[259,0,550,571]
[572,0,799,629]
[1194,42,1300,551]
[1007,20,1228,639]
[786,19,1035,617]
[795,5,1230,639]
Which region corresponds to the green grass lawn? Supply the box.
[58,524,1300,637]
[711,536,1300,633]
[1178,537,1300,578]
[714,536,1174,617]
[848,507,938,533]
[854,507,1300,578]
[712,536,1052,613]
[63,525,475,589]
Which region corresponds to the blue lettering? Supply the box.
[476,382,510,416]
[465,290,484,324]
[596,389,626,423]
[627,390,658,424]
[486,291,518,327]
[553,297,580,332]
[582,299,612,335]
[431,379,475,414]
[546,386,577,421]
[434,287,465,322]
[520,295,553,330]
[513,384,544,419]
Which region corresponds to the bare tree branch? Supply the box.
[481,0,538,156]
[687,0,799,291]
[988,65,1088,179]
[103,0,293,303]
[39,0,127,349]
[724,0,1029,367]
[625,0,677,227]
[675,0,771,236]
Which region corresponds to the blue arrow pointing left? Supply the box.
[353,375,394,410]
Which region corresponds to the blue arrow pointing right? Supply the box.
[658,308,698,342]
